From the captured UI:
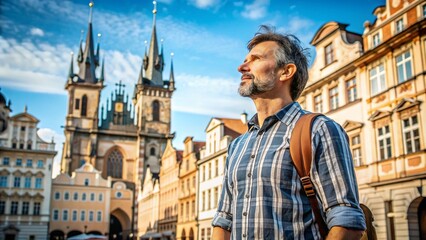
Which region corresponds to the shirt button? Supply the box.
[250,154,255,158]
[247,173,251,177]
[245,194,249,198]
[243,234,246,238]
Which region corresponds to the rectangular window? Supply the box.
[0,176,8,187]
[351,135,363,167]
[22,202,30,215]
[423,4,426,17]
[82,193,87,201]
[395,18,404,33]
[37,160,44,168]
[402,115,420,154]
[207,189,211,209]
[89,211,94,221]
[201,229,205,240]
[81,210,86,221]
[98,193,103,202]
[54,192,60,200]
[35,178,42,189]
[215,159,219,177]
[72,210,78,221]
[26,159,33,167]
[64,192,70,200]
[373,33,381,47]
[13,177,21,188]
[325,43,334,65]
[214,187,219,208]
[396,51,413,83]
[90,193,95,201]
[73,192,78,201]
[207,228,212,240]
[16,158,22,166]
[11,201,19,215]
[75,99,80,110]
[62,210,69,221]
[186,201,189,218]
[329,86,339,110]
[24,177,31,188]
[314,94,323,113]
[202,165,206,181]
[97,211,102,222]
[180,203,184,216]
[202,191,205,211]
[0,201,5,214]
[3,157,9,166]
[33,202,41,215]
[191,200,195,216]
[369,64,386,95]
[346,78,357,103]
[208,162,212,179]
[377,125,392,160]
[53,209,59,221]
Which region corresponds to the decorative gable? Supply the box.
[342,120,364,132]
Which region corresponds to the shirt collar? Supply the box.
[247,102,303,132]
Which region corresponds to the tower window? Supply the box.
[75,99,80,110]
[81,95,88,117]
[106,149,123,179]
[152,100,160,121]
[150,147,156,156]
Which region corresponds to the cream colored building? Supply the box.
[0,91,57,240]
[158,139,182,239]
[138,167,160,239]
[50,163,111,237]
[197,118,246,240]
[301,0,426,239]
[176,137,205,240]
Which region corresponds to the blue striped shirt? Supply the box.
[212,102,366,239]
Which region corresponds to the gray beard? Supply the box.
[238,77,275,97]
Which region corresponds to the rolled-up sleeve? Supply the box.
[311,118,366,230]
[212,144,235,231]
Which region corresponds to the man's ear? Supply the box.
[279,63,297,82]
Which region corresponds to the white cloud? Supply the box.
[241,0,270,20]
[30,27,44,37]
[173,73,255,117]
[37,128,65,178]
[277,16,316,46]
[188,0,221,9]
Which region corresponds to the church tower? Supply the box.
[61,2,104,173]
[133,1,176,185]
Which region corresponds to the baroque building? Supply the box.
[0,91,57,240]
[300,0,426,239]
[57,1,175,239]
[197,117,246,240]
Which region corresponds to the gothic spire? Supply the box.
[95,33,101,66]
[145,0,163,86]
[78,1,98,84]
[168,52,175,91]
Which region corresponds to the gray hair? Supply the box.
[247,25,310,100]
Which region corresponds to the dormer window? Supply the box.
[372,33,381,47]
[395,18,404,33]
[325,43,334,65]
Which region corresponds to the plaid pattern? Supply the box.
[212,102,366,239]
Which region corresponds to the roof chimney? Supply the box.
[241,112,248,124]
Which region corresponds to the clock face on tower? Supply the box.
[73,75,79,82]
[115,102,123,112]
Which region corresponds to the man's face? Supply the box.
[238,41,280,97]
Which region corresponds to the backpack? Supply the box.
[289,113,377,240]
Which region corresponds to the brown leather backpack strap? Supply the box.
[290,113,329,238]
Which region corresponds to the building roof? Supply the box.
[218,118,247,139]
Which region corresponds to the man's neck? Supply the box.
[252,97,293,127]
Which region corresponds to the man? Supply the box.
[211,25,366,239]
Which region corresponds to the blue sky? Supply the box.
[0,0,383,174]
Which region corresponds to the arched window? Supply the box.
[150,147,156,156]
[81,95,88,117]
[106,149,123,178]
[152,100,160,121]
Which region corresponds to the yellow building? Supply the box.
[197,118,246,240]
[157,139,182,239]
[301,0,426,238]
[176,137,205,240]
[0,91,57,240]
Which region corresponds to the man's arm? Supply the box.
[212,227,231,240]
[326,226,364,240]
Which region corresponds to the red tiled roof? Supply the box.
[217,118,247,139]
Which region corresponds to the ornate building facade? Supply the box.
[57,1,175,238]
[0,91,57,240]
[176,137,205,240]
[197,118,246,240]
[300,0,426,239]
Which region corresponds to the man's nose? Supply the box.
[238,62,249,73]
